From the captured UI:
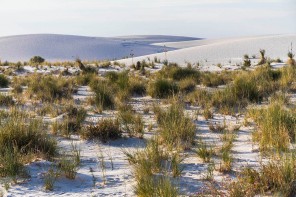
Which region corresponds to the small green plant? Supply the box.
[203,162,215,181]
[43,166,58,191]
[203,107,213,120]
[59,154,79,179]
[117,107,144,138]
[97,145,106,185]
[196,140,214,163]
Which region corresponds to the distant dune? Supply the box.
[120,34,296,66]
[0,34,199,62]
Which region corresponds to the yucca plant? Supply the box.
[258,49,266,65]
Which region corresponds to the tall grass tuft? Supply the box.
[148,78,178,99]
[81,119,122,142]
[249,103,296,152]
[155,103,196,149]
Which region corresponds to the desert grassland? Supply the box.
[0,52,295,197]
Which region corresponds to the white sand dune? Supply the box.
[119,34,296,66]
[0,34,198,62]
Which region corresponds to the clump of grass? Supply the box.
[203,107,213,120]
[117,107,144,138]
[27,74,76,102]
[229,153,296,196]
[0,95,14,106]
[129,78,147,96]
[178,78,196,93]
[76,73,97,86]
[159,66,200,82]
[196,140,214,163]
[209,123,226,133]
[200,72,230,87]
[155,103,196,149]
[186,89,211,107]
[148,78,178,98]
[219,130,235,173]
[0,147,26,178]
[0,109,57,159]
[0,74,9,88]
[43,166,58,191]
[90,80,115,110]
[59,157,79,179]
[81,119,122,142]
[61,106,87,135]
[249,103,296,152]
[124,139,179,196]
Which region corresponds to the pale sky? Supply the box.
[0,0,295,38]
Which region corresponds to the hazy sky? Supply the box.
[0,0,295,38]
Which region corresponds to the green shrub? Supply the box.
[29,56,45,65]
[0,110,57,178]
